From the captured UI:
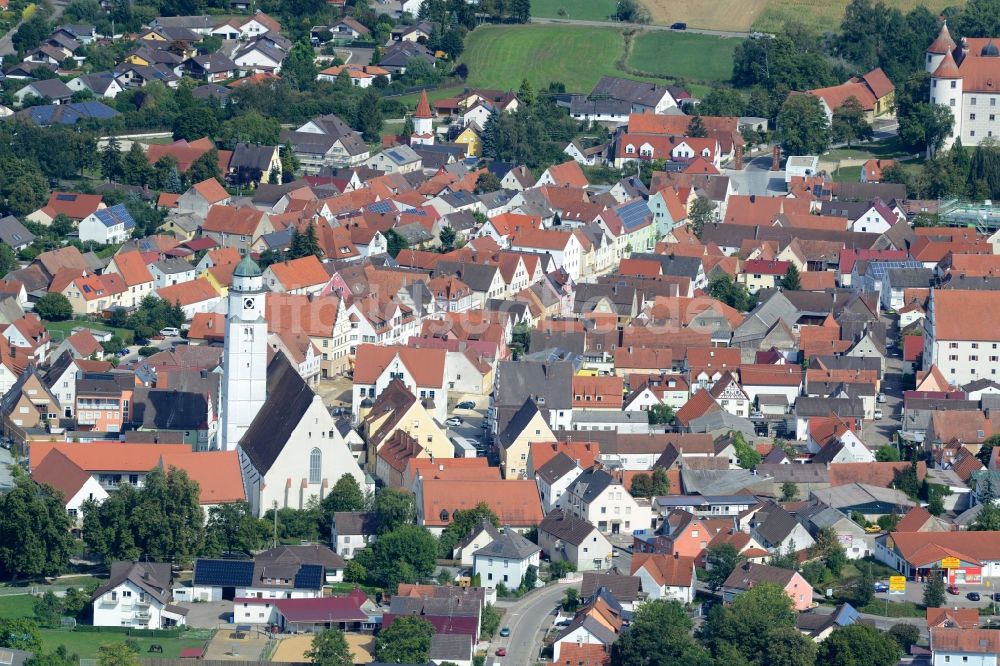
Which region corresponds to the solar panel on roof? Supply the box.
[56,194,76,201]
[193,558,254,587]
[367,200,393,214]
[293,564,324,589]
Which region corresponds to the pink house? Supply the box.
[721,562,813,611]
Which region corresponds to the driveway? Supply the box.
[494,581,578,664]
[175,600,233,629]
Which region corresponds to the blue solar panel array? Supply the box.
[617,199,651,231]
[96,203,136,230]
[293,564,324,589]
[193,559,254,587]
[865,259,922,280]
[366,200,394,214]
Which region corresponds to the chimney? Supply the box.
[734,144,744,170]
[771,145,781,171]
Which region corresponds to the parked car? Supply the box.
[877,393,887,403]
[160,327,180,337]
[874,408,884,420]
[948,584,960,595]
[496,648,507,656]
[873,582,889,593]
[445,417,463,427]
[499,626,510,637]
[993,592,1000,602]
[456,400,476,410]
[671,21,687,29]
[116,348,130,357]
[968,592,982,601]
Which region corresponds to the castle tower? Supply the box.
[929,48,963,152]
[219,255,268,451]
[926,21,956,74]
[411,89,434,146]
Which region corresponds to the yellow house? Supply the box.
[125,52,153,66]
[498,399,554,479]
[455,126,482,157]
[138,30,168,42]
[200,267,230,298]
[362,380,452,471]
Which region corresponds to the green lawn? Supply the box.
[39,629,213,659]
[529,0,616,20]
[627,31,739,83]
[833,165,862,183]
[43,319,134,344]
[0,595,35,619]
[823,136,912,162]
[460,25,665,92]
[752,0,957,33]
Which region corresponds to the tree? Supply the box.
[33,592,62,628]
[284,41,319,91]
[188,149,223,185]
[522,564,537,590]
[924,574,946,608]
[646,404,675,425]
[854,563,874,607]
[371,487,416,534]
[704,542,741,591]
[385,229,408,259]
[0,243,16,276]
[764,626,817,666]
[699,581,795,663]
[0,618,42,652]
[439,226,457,251]
[612,600,710,666]
[781,482,798,502]
[977,434,1000,466]
[687,116,708,138]
[876,444,900,462]
[811,527,846,576]
[33,293,73,321]
[438,502,499,557]
[353,524,437,588]
[96,642,139,666]
[305,628,353,666]
[708,274,757,312]
[321,474,366,516]
[688,195,716,237]
[373,616,434,664]
[172,105,219,141]
[888,623,920,651]
[480,603,501,637]
[818,624,900,666]
[439,28,465,59]
[629,468,670,498]
[25,645,79,666]
[777,94,831,156]
[219,112,282,149]
[831,96,874,148]
[355,88,384,143]
[780,264,801,290]
[972,497,1000,531]
[290,222,323,260]
[204,501,269,557]
[474,171,502,193]
[0,470,75,580]
[562,588,580,612]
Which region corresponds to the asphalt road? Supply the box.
[495,580,577,665]
[528,16,754,38]
[0,0,68,57]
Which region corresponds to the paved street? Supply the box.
[528,16,754,38]
[494,580,577,665]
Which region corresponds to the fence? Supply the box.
[73,625,184,638]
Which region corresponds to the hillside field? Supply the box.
[459,25,736,93]
[530,0,617,20]
[627,31,740,83]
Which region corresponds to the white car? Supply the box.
[874,408,884,420]
[160,327,180,337]
[445,417,463,427]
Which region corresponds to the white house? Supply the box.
[331,511,377,560]
[930,627,1000,666]
[538,510,614,572]
[564,467,650,536]
[78,203,135,245]
[31,448,109,525]
[351,344,448,425]
[452,519,502,567]
[472,530,541,590]
[92,561,187,629]
[536,453,585,513]
[510,230,585,282]
[923,289,1000,386]
[630,553,697,604]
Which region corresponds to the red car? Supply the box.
[496,648,507,657]
[948,584,960,595]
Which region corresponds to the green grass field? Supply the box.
[628,31,739,83]
[43,319,134,344]
[750,0,957,32]
[461,25,661,92]
[529,0,616,20]
[39,628,212,659]
[0,595,36,619]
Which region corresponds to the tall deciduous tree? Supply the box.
[923,574,946,608]
[777,94,831,156]
[373,616,434,663]
[204,501,269,556]
[355,88,384,143]
[688,195,716,237]
[704,542,741,591]
[305,627,354,666]
[284,41,319,91]
[188,150,223,185]
[818,624,901,666]
[438,501,499,557]
[832,97,874,147]
[0,470,75,580]
[611,600,712,665]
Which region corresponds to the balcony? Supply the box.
[98,596,117,607]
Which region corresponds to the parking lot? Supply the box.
[873,577,1000,612]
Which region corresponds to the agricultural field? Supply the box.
[627,31,739,83]
[642,0,768,32]
[750,0,957,32]
[460,25,661,92]
[529,0,617,20]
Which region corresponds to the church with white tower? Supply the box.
[221,256,366,516]
[220,255,268,452]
